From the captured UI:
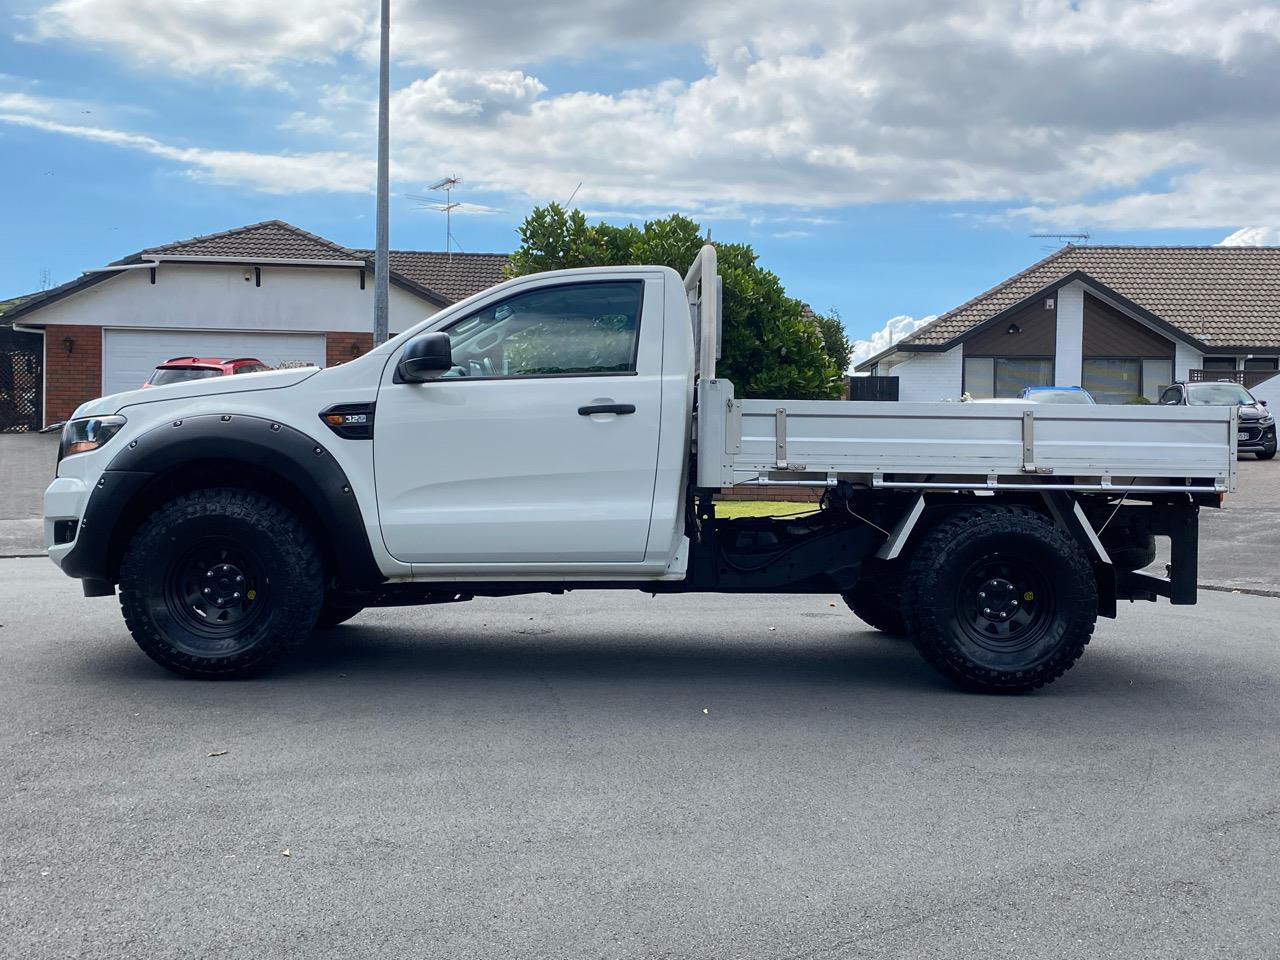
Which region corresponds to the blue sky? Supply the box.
[3,0,1277,363]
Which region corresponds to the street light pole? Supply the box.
[372,0,390,345]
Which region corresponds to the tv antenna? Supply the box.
[1030,232,1091,247]
[407,176,464,258]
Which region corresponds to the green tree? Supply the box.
[508,204,841,399]
[814,307,854,375]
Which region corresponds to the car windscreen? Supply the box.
[1185,383,1254,405]
[149,367,223,385]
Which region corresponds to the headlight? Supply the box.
[1260,415,1275,427]
[58,415,127,462]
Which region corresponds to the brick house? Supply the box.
[3,220,509,427]
[856,245,1280,406]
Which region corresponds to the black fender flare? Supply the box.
[60,414,385,588]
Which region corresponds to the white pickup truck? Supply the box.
[44,246,1236,692]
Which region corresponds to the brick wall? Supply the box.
[715,485,828,503]
[44,324,102,425]
[326,331,373,368]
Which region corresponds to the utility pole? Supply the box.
[372,0,390,345]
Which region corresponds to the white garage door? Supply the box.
[101,329,327,396]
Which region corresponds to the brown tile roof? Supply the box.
[901,245,1280,350]
[5,221,512,323]
[351,249,511,304]
[141,219,358,262]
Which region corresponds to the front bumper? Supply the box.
[44,476,92,570]
[1237,423,1277,452]
[43,470,154,581]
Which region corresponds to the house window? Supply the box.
[964,357,1052,398]
[1083,358,1142,403]
[1141,358,1172,402]
[963,357,994,398]
[1202,357,1237,371]
[1244,358,1279,371]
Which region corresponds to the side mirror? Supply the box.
[1261,399,1269,407]
[396,332,453,383]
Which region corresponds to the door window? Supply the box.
[440,281,643,379]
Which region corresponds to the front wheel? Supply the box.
[902,506,1097,694]
[118,489,323,678]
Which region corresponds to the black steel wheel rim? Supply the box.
[162,537,268,653]
[953,554,1054,654]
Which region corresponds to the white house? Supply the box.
[4,220,509,426]
[858,245,1280,407]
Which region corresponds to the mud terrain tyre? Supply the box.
[902,506,1097,694]
[118,489,323,678]
[842,576,908,634]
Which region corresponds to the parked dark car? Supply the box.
[1160,380,1276,459]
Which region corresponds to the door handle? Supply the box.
[578,403,636,416]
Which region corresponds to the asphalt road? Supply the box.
[2,557,1278,959]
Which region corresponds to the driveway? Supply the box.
[0,432,56,556]
[1,560,1277,959]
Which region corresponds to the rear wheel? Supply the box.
[118,489,323,678]
[902,506,1097,694]
[842,575,908,634]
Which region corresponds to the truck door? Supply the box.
[373,275,665,566]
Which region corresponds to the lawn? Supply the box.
[714,500,821,518]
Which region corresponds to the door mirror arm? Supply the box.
[395,332,454,383]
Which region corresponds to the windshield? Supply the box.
[1029,389,1093,404]
[149,367,223,385]
[1186,383,1254,406]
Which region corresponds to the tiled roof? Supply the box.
[141,219,358,262]
[901,245,1280,350]
[4,220,512,323]
[351,249,510,304]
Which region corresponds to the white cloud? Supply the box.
[13,0,1280,226]
[1219,227,1280,247]
[392,71,545,122]
[28,0,371,85]
[0,110,376,193]
[848,314,935,369]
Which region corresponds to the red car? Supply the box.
[142,356,272,388]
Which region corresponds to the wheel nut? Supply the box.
[203,588,211,595]
[983,607,991,615]
[978,591,986,599]
[236,575,244,583]
[233,592,240,600]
